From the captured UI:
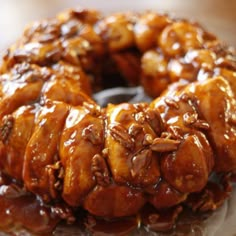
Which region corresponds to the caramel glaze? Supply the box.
[0,6,235,234]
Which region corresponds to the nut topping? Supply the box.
[82,124,103,145]
[91,154,110,187]
[0,115,14,142]
[183,112,198,125]
[38,33,57,43]
[109,124,133,149]
[192,119,210,130]
[146,109,164,135]
[164,98,179,109]
[143,134,153,145]
[129,123,143,137]
[131,149,152,177]
[168,126,183,140]
[151,138,180,152]
[135,111,146,124]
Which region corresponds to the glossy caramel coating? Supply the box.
[60,105,104,206]
[0,6,235,232]
[106,103,161,187]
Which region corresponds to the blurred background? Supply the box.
[0,0,235,52]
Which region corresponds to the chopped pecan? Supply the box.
[13,50,30,62]
[91,154,110,187]
[143,134,153,145]
[131,149,152,177]
[192,119,210,130]
[61,20,80,37]
[168,126,183,139]
[215,55,236,71]
[109,124,133,149]
[38,33,57,43]
[183,111,210,130]
[82,124,103,145]
[129,123,143,137]
[180,93,191,103]
[46,161,64,192]
[183,112,198,125]
[46,49,62,62]
[15,62,31,75]
[180,93,199,111]
[24,71,42,83]
[135,111,146,124]
[0,115,14,142]
[160,132,172,139]
[45,165,58,199]
[164,98,179,109]
[134,103,148,112]
[146,109,164,135]
[151,138,180,152]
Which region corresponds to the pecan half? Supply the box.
[143,134,153,145]
[131,149,152,177]
[135,111,146,124]
[45,165,58,199]
[146,109,164,135]
[192,119,210,130]
[160,132,172,139]
[216,56,236,71]
[82,124,103,145]
[180,93,199,112]
[15,62,31,75]
[164,98,179,109]
[61,20,80,37]
[0,115,14,142]
[46,49,62,62]
[183,112,198,125]
[13,50,30,62]
[109,124,133,149]
[151,138,180,152]
[129,123,143,137]
[168,126,183,140]
[91,154,110,187]
[38,33,57,43]
[180,93,191,103]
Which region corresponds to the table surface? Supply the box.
[0,0,235,52]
